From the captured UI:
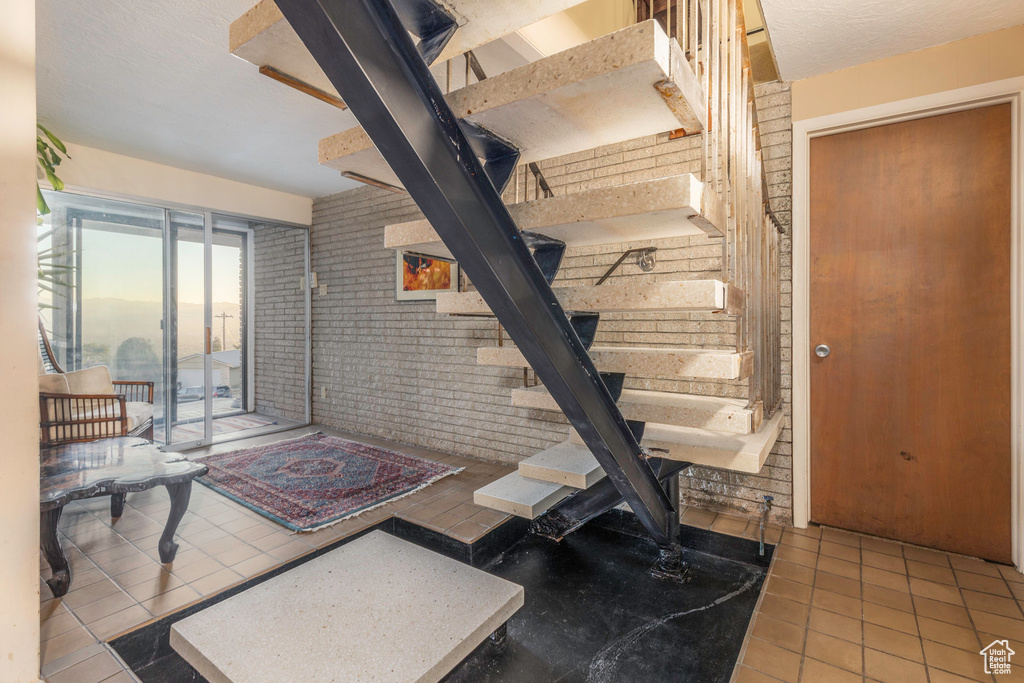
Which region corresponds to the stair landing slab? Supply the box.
[438,278,741,317]
[513,386,759,434]
[479,345,753,381]
[388,175,726,260]
[569,410,785,473]
[230,0,591,100]
[475,472,571,519]
[518,442,605,489]
[320,20,703,188]
[170,531,524,683]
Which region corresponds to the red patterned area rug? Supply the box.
[193,433,462,531]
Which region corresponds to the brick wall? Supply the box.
[253,224,308,422]
[309,81,794,523]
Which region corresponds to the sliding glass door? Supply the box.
[164,210,208,447]
[39,191,309,450]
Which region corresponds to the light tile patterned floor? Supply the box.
[39,426,514,682]
[42,432,1024,683]
[677,508,1024,683]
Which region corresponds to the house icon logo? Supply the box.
[981,639,1015,675]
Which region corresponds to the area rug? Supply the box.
[173,414,277,441]
[193,432,463,531]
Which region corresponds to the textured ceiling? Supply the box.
[36,0,526,199]
[758,0,1024,81]
[36,0,369,198]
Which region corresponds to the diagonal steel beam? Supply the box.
[274,0,676,544]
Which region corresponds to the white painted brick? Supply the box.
[307,82,796,522]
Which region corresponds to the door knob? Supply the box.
[815,344,830,358]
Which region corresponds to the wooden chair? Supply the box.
[37,318,155,448]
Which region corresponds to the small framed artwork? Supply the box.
[395,250,460,301]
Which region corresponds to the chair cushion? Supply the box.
[39,374,72,442]
[125,402,154,432]
[64,366,115,395]
[66,401,154,434]
[38,373,69,394]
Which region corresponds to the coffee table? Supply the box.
[40,437,208,597]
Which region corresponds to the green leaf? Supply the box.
[37,124,67,155]
[44,168,64,192]
[37,185,50,215]
[38,154,55,175]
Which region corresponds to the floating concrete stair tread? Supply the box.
[474,471,571,519]
[321,20,705,188]
[230,0,592,101]
[170,531,523,683]
[512,386,759,435]
[479,346,753,381]
[388,175,724,259]
[569,410,784,474]
[437,279,741,317]
[518,442,606,489]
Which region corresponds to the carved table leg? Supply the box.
[41,506,71,598]
[110,493,126,519]
[159,481,192,563]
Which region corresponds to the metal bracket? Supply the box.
[596,247,658,285]
[458,121,520,195]
[392,0,457,65]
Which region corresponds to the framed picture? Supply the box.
[395,250,459,301]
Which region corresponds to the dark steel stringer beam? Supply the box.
[274,0,676,545]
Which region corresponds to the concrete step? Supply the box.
[387,175,724,259]
[474,471,571,519]
[321,20,704,188]
[512,386,761,435]
[437,278,741,317]
[479,346,753,381]
[569,410,785,474]
[170,531,523,683]
[517,442,605,489]
[230,0,591,101]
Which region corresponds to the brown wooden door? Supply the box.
[809,104,1012,562]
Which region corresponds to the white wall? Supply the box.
[791,23,1024,121]
[0,0,41,679]
[54,142,312,225]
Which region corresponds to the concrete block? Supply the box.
[171,531,523,683]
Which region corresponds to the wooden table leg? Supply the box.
[41,506,71,597]
[159,481,192,563]
[110,493,126,519]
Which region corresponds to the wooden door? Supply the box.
[809,104,1012,562]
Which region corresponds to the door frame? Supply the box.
[792,76,1024,567]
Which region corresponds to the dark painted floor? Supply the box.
[115,512,771,683]
[444,512,772,683]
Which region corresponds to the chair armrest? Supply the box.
[39,393,128,447]
[112,381,155,404]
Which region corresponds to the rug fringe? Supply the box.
[295,466,465,534]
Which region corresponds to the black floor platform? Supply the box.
[113,511,772,683]
[444,511,772,683]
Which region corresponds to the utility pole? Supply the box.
[214,312,234,352]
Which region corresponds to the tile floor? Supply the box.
[39,428,1024,683]
[38,425,515,682]
[678,507,1024,683]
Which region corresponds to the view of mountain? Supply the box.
[77,298,241,367]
